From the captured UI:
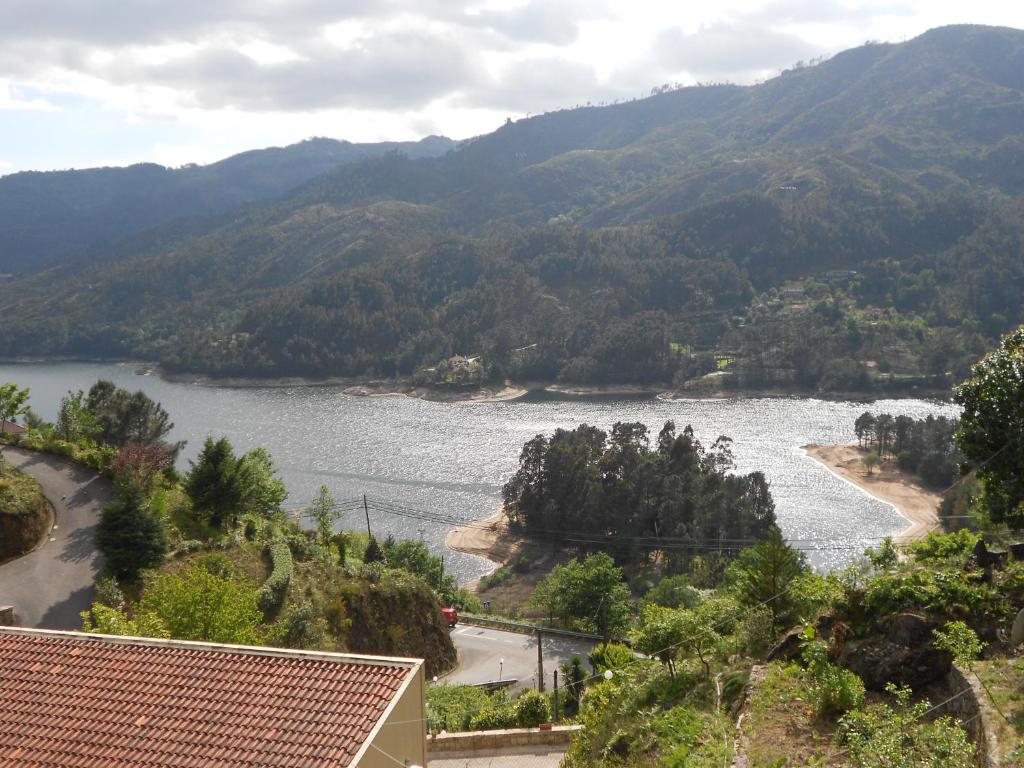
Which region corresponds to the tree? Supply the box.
[530,553,631,641]
[632,604,687,677]
[854,412,875,449]
[364,536,385,563]
[185,437,243,529]
[727,528,807,630]
[86,380,182,454]
[56,390,99,443]
[95,487,169,581]
[237,447,288,519]
[955,326,1024,526]
[862,451,879,475]
[110,443,173,493]
[140,561,262,644]
[0,382,29,430]
[304,485,338,546]
[81,603,169,638]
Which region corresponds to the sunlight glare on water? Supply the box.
[0,362,959,580]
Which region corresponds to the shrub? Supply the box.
[514,689,551,727]
[642,574,701,609]
[478,566,513,591]
[801,627,864,717]
[588,642,635,674]
[863,566,1009,625]
[426,684,495,732]
[468,705,517,731]
[257,540,293,614]
[908,529,980,564]
[839,684,974,767]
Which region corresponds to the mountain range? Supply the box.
[1,24,1023,391]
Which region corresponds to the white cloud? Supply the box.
[1,0,1023,171]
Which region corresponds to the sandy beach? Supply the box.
[803,443,942,544]
[445,510,526,569]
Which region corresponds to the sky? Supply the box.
[2,0,1024,175]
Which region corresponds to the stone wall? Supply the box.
[427,725,581,757]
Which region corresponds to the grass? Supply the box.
[0,462,47,517]
[974,657,1024,767]
[742,663,849,767]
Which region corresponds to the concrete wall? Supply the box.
[427,725,581,757]
[364,666,428,768]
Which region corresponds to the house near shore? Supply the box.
[0,627,427,768]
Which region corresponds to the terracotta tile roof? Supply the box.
[0,627,421,768]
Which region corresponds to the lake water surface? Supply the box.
[0,362,959,579]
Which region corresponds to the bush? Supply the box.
[863,566,1009,625]
[478,566,513,591]
[802,627,864,717]
[514,689,551,726]
[468,705,518,731]
[588,643,635,674]
[839,684,974,767]
[907,529,979,564]
[642,574,701,609]
[257,540,293,614]
[426,684,495,732]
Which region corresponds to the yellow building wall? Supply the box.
[362,666,427,768]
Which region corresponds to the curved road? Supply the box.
[0,446,111,629]
[447,624,597,692]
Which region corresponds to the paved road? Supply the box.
[0,447,112,629]
[446,624,597,692]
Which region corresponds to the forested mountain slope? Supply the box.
[0,135,454,273]
[1,25,1023,391]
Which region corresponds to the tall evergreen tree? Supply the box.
[185,437,243,529]
[95,487,168,581]
[727,528,807,630]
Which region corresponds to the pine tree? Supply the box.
[185,437,243,529]
[95,487,168,581]
[728,528,806,630]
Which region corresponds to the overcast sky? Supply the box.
[2,0,1023,174]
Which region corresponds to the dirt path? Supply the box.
[0,447,112,629]
[803,443,941,544]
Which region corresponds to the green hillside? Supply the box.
[1,25,1023,391]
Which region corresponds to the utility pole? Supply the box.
[553,669,559,721]
[363,495,372,539]
[536,629,545,693]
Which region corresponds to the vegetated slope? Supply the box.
[2,25,1024,388]
[0,135,454,274]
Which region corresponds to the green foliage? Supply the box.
[864,537,899,570]
[363,535,385,563]
[800,627,865,717]
[932,620,983,668]
[0,382,29,427]
[85,380,180,453]
[81,602,170,638]
[907,528,980,564]
[478,566,514,591]
[505,422,776,573]
[956,325,1024,526]
[642,574,702,610]
[467,704,518,731]
[513,689,551,727]
[382,538,459,605]
[530,553,631,639]
[839,684,974,767]
[140,561,263,644]
[95,486,169,581]
[303,485,337,545]
[854,411,961,487]
[863,565,1009,625]
[267,599,328,649]
[726,528,807,629]
[588,643,634,675]
[257,540,293,614]
[236,447,287,520]
[426,684,498,732]
[56,390,100,443]
[185,437,243,530]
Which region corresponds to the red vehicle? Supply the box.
[442,607,458,628]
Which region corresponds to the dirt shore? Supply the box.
[445,510,527,570]
[803,443,942,544]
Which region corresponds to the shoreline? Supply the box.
[445,510,526,580]
[0,358,952,403]
[802,443,942,544]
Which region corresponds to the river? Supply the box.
[0,362,959,579]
